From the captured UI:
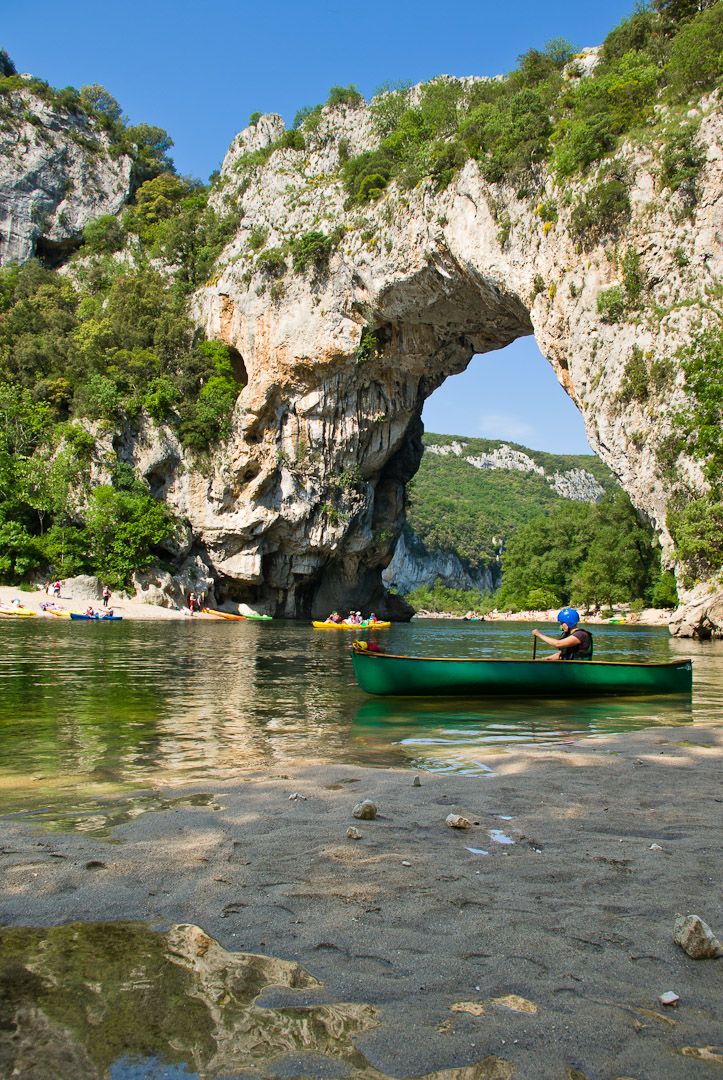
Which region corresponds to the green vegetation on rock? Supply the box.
[0,55,244,586]
[339,1,722,210]
[666,322,723,583]
[405,433,614,577]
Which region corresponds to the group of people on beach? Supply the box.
[188,593,205,614]
[46,582,112,607]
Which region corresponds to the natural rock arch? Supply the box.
[176,99,723,626]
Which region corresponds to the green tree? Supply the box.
[665,2,723,96]
[0,48,16,77]
[79,84,123,123]
[125,123,175,190]
[85,482,173,587]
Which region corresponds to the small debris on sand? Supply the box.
[445,813,471,829]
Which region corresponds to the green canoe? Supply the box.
[350,648,693,697]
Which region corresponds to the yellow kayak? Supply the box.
[312,620,390,629]
[0,604,37,617]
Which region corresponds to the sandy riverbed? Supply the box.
[1,722,721,1079]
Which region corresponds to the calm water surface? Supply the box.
[1,617,720,832]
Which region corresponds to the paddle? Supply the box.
[532,634,537,660]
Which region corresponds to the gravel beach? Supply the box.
[1,722,721,1079]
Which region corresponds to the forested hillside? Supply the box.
[399,434,677,613]
[406,433,614,574]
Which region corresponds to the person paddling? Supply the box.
[532,607,593,661]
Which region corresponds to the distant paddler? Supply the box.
[532,607,593,661]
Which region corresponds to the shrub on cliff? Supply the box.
[570,178,631,247]
[290,231,335,274]
[327,85,364,108]
[666,2,723,97]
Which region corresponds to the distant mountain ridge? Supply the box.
[383,433,616,596]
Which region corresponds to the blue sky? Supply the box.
[3,0,634,455]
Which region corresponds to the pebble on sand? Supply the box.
[353,800,377,820]
[673,913,723,959]
[659,991,680,1007]
[445,813,471,830]
[412,775,421,787]
[346,826,362,839]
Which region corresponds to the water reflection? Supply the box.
[0,921,379,1080]
[350,691,695,773]
[0,618,721,828]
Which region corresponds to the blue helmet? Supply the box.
[557,607,580,627]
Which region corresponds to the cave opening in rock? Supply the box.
[34,233,84,268]
[226,345,248,387]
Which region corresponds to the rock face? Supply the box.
[0,80,132,266]
[179,87,723,624]
[382,527,498,596]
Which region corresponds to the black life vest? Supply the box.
[560,627,593,660]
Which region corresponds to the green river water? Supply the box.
[0,616,720,835]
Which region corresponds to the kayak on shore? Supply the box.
[0,603,37,617]
[201,608,272,621]
[39,603,83,617]
[350,643,693,697]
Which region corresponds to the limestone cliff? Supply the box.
[0,78,132,266]
[174,82,723,628]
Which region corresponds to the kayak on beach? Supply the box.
[39,603,82,617]
[201,607,272,621]
[313,620,391,629]
[350,642,693,697]
[0,603,37,617]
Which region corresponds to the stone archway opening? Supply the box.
[421,336,593,455]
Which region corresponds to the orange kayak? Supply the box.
[201,608,247,620]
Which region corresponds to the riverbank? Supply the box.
[1,583,674,629]
[0,582,207,621]
[1,723,721,1079]
[415,607,673,626]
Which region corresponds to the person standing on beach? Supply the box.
[102,586,111,608]
[532,608,593,661]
